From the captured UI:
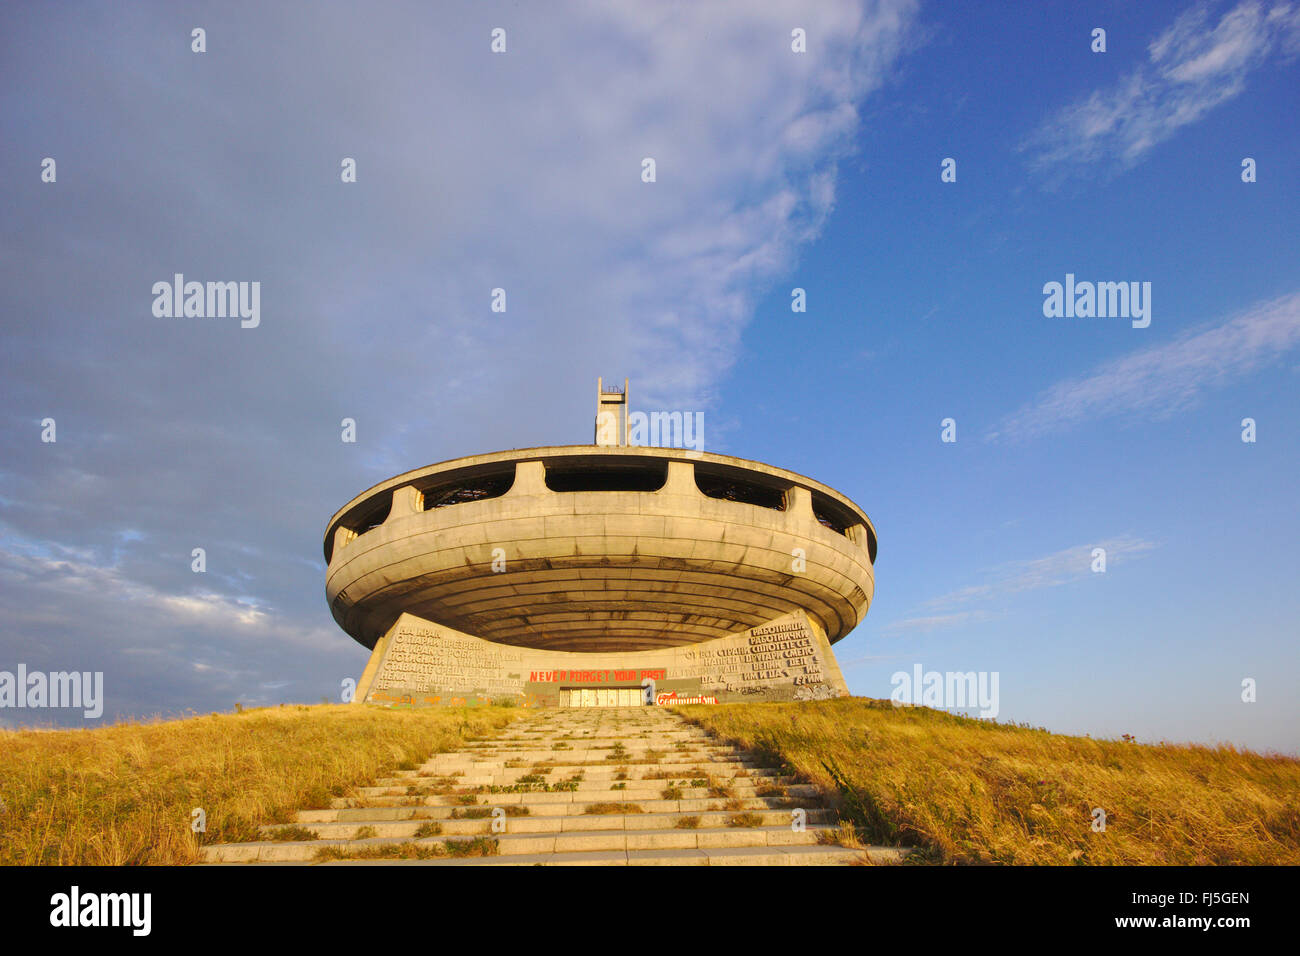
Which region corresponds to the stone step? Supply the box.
[422,750,763,762]
[381,767,791,785]
[457,742,718,751]
[277,808,834,838]
[462,735,710,744]
[423,750,755,765]
[453,734,723,743]
[314,845,906,867]
[304,794,814,821]
[398,762,776,778]
[353,780,800,796]
[366,780,795,790]
[340,790,816,811]
[446,738,703,744]
[205,824,838,863]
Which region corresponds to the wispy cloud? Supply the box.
[884,536,1158,634]
[0,537,338,651]
[1023,1,1300,173]
[880,610,995,636]
[989,290,1300,442]
[0,526,355,723]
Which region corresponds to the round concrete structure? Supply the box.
[325,446,877,654]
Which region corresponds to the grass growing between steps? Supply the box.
[583,802,644,814]
[314,836,498,861]
[675,698,1300,865]
[0,703,520,866]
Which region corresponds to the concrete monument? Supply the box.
[327,381,877,707]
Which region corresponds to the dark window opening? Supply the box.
[351,498,391,535]
[421,473,514,509]
[545,461,668,492]
[811,492,854,536]
[695,470,788,510]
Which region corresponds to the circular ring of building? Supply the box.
[325,446,878,654]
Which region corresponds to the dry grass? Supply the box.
[582,802,643,815]
[450,805,529,819]
[0,703,520,865]
[676,698,1300,865]
[264,824,318,841]
[314,836,497,861]
[641,769,680,780]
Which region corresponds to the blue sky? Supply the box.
[728,1,1300,752]
[1,1,1297,752]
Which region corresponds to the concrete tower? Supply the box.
[594,377,628,446]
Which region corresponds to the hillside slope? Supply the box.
[0,704,519,865]
[676,698,1300,865]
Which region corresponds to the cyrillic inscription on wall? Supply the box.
[673,618,836,696]
[369,623,525,699]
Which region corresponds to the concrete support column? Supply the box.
[508,460,548,496]
[332,525,357,561]
[787,486,816,521]
[660,459,697,495]
[385,485,422,522]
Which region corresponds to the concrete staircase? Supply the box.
[200,706,906,866]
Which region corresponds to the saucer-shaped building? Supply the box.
[329,381,876,708]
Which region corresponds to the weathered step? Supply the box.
[421,750,757,765]
[306,794,813,820]
[389,760,781,778]
[336,791,818,811]
[315,845,907,866]
[489,737,709,743]
[362,780,803,799]
[205,824,841,862]
[378,767,793,786]
[281,808,834,837]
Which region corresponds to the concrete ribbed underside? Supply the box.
[336,560,868,653]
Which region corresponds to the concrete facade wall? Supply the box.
[354,608,850,707]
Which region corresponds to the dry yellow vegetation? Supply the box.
[0,704,519,866]
[676,698,1300,865]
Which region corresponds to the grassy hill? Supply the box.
[3,698,1296,865]
[0,704,520,865]
[676,698,1300,865]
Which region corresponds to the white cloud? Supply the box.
[453,2,912,409]
[885,536,1158,634]
[990,290,1300,442]
[881,610,994,636]
[934,536,1155,608]
[0,536,338,652]
[1024,1,1300,173]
